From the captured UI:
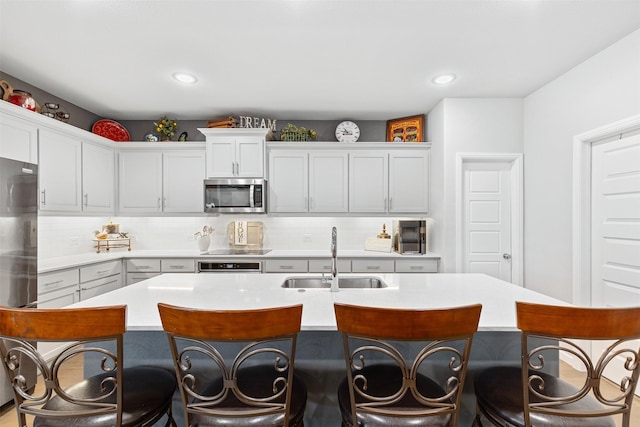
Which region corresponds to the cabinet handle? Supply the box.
[389,197,392,210]
[84,193,88,207]
[44,279,63,287]
[96,269,110,275]
[157,197,161,209]
[41,190,46,206]
[410,266,424,270]
[384,197,388,211]
[163,197,166,210]
[280,265,294,270]
[367,266,381,270]
[169,265,185,269]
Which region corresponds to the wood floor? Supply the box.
[0,361,638,426]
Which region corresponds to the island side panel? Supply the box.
[84,330,556,427]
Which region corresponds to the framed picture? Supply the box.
[386,114,425,142]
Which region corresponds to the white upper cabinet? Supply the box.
[38,128,83,212]
[118,147,205,214]
[269,150,348,213]
[0,111,38,164]
[82,142,115,213]
[389,150,429,213]
[268,142,430,216]
[309,151,348,213]
[269,151,308,213]
[163,150,206,213]
[200,128,269,178]
[349,151,389,213]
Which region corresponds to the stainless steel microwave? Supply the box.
[204,178,266,214]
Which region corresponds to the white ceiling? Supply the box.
[1,0,639,121]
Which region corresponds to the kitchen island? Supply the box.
[69,272,568,426]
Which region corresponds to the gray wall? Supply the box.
[1,71,407,143]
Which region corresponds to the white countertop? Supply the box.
[38,249,441,273]
[68,272,567,332]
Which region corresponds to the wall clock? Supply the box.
[335,120,360,143]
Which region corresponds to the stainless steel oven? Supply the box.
[204,178,266,214]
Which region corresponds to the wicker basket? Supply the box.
[279,130,313,142]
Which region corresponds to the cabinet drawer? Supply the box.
[80,275,122,300]
[308,259,352,273]
[38,284,78,308]
[264,259,308,273]
[80,260,121,282]
[395,259,439,273]
[351,260,395,273]
[161,259,195,272]
[126,259,161,273]
[39,269,79,294]
[126,272,161,286]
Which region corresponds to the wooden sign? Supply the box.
[238,115,277,131]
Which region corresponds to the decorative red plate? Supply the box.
[92,119,131,142]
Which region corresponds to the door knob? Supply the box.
[503,253,512,260]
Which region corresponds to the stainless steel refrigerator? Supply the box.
[0,156,38,407]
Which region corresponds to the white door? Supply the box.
[591,134,640,394]
[461,161,512,282]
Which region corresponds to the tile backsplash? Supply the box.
[38,216,431,259]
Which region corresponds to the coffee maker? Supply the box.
[394,220,428,254]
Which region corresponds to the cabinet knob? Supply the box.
[503,253,512,260]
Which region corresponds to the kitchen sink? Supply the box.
[281,276,387,289]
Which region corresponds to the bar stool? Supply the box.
[334,302,482,427]
[157,303,307,427]
[0,305,176,427]
[473,302,640,427]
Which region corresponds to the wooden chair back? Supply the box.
[334,303,482,426]
[516,301,640,427]
[0,305,126,426]
[157,303,304,426]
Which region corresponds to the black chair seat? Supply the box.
[337,364,452,427]
[192,365,307,427]
[34,366,177,427]
[474,366,616,427]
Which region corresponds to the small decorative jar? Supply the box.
[9,90,36,111]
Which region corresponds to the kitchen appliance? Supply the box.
[198,261,263,272]
[0,157,38,407]
[204,178,266,214]
[394,220,428,254]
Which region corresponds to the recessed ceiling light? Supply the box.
[173,72,198,84]
[432,73,456,85]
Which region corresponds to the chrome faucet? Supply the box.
[330,226,339,292]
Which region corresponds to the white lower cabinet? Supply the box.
[395,259,438,273]
[37,260,122,359]
[264,259,308,273]
[308,259,352,273]
[351,259,396,273]
[80,275,122,300]
[126,258,195,285]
